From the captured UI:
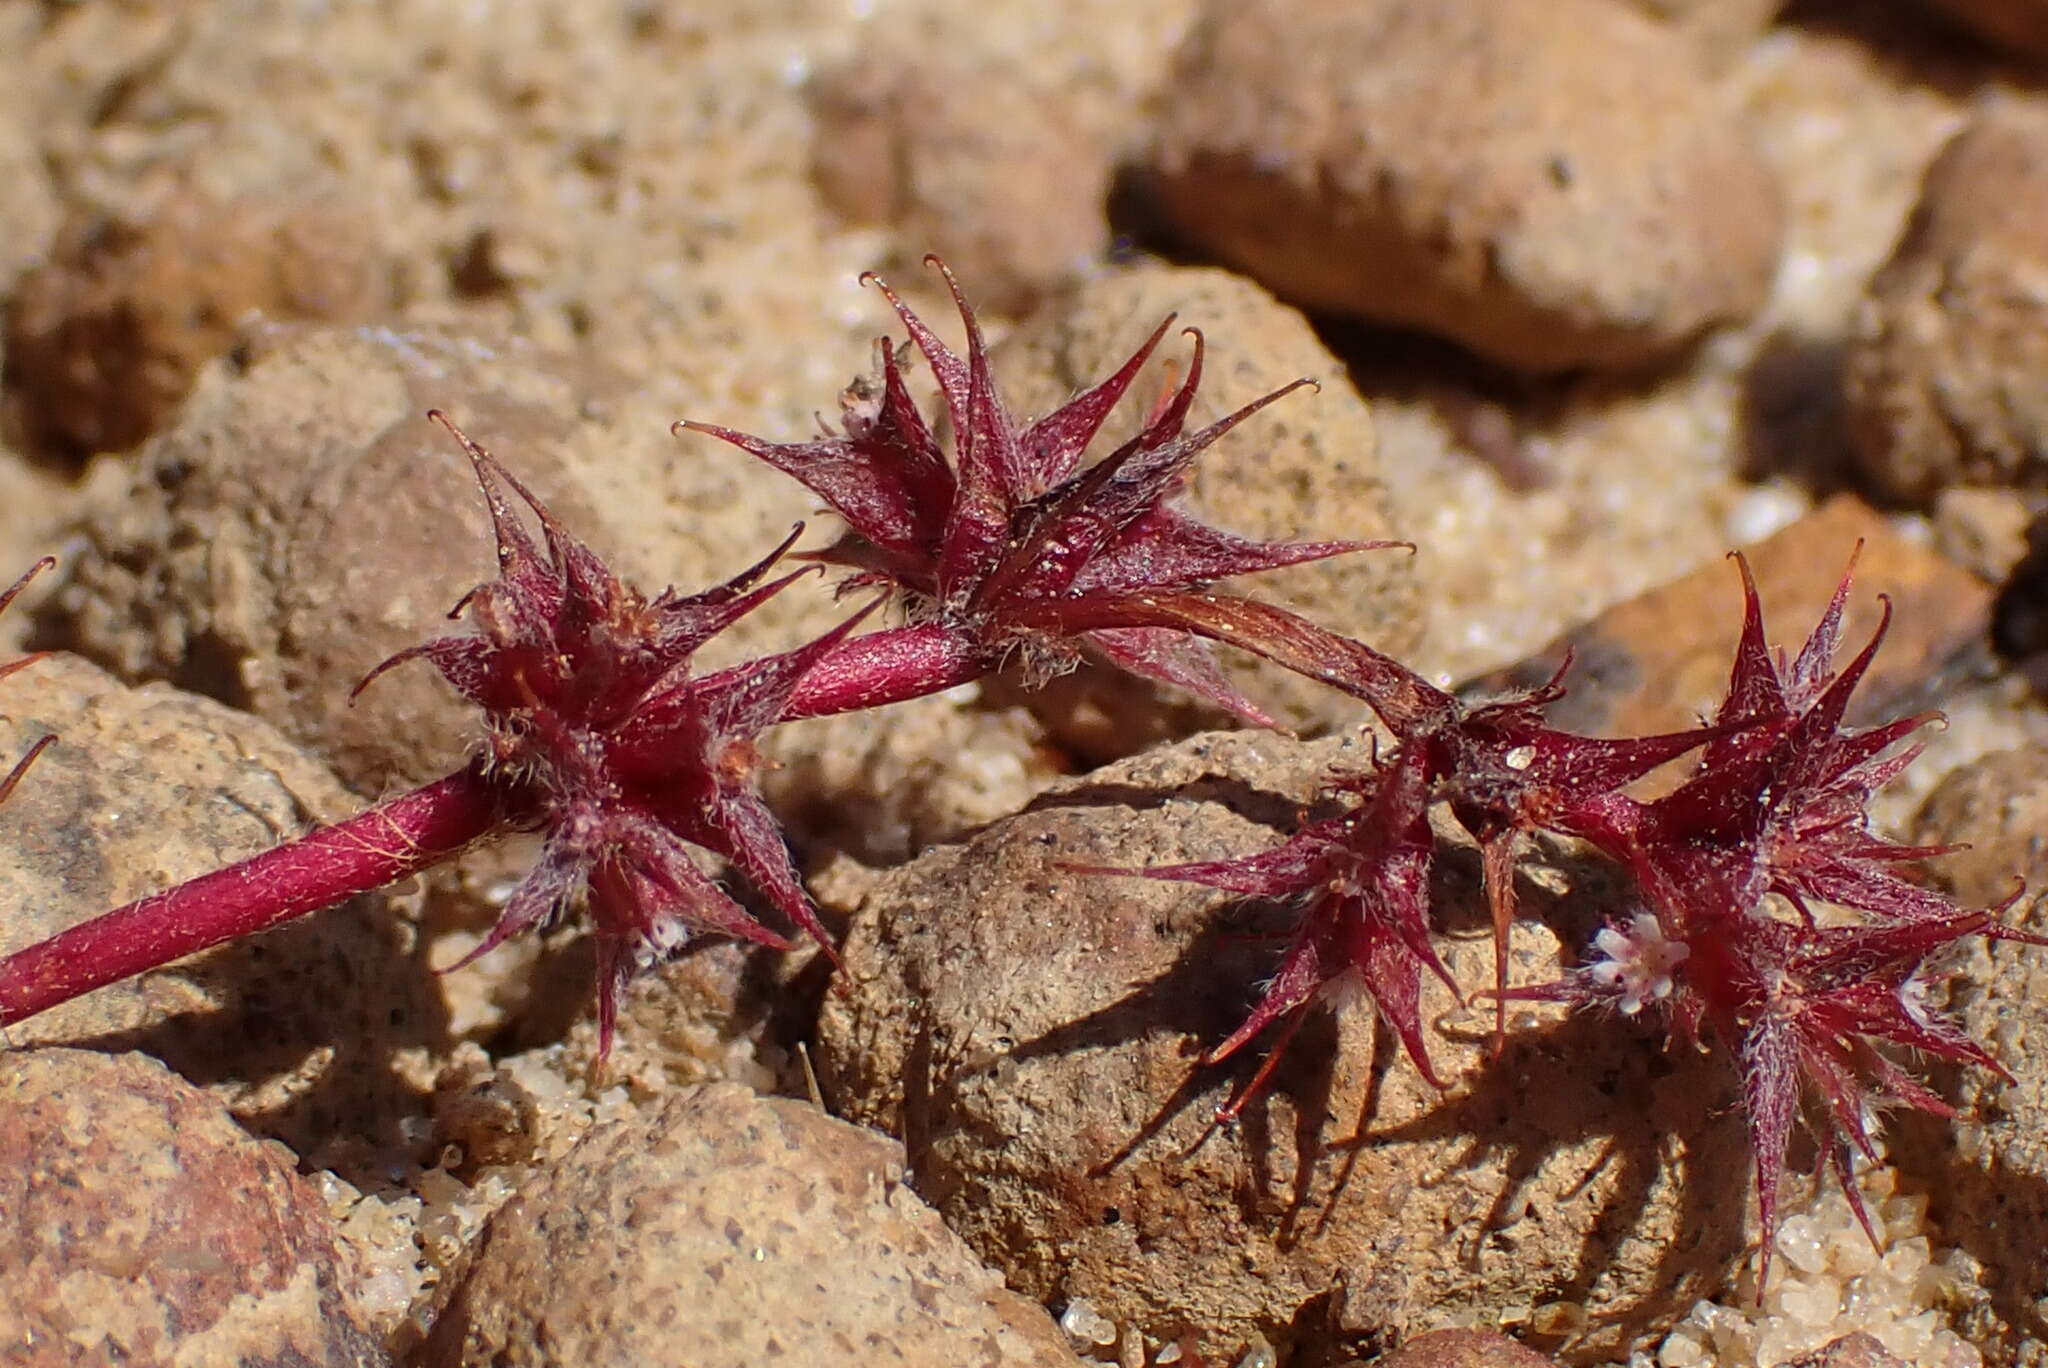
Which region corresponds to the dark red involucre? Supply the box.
[1519,552,2038,1287]
[1087,547,2032,1288]
[1079,610,1722,1098]
[1086,739,1451,1114]
[357,416,877,1053]
[680,256,1398,726]
[0,421,878,1049]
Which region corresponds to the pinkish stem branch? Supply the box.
[727,623,987,723]
[0,765,509,1030]
[1013,592,1450,735]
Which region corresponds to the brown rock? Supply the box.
[58,323,829,793]
[1846,104,2048,503]
[0,654,442,1167]
[995,263,1418,751]
[1894,749,2048,1365]
[1921,0,2048,58]
[1472,495,1994,749]
[809,13,1112,313]
[1374,1329,1563,1368]
[817,729,1750,1366]
[3,192,391,460]
[417,1081,1084,1368]
[1143,0,1784,372]
[0,1048,387,1367]
[763,688,1065,866]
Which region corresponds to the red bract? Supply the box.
[355,416,880,1050]
[1517,554,2039,1288]
[0,419,871,1057]
[1089,548,2030,1293]
[1079,641,1718,1109]
[1144,742,1451,1109]
[0,557,55,803]
[680,257,1397,725]
[1529,899,2011,1291]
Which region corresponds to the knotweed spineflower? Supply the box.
[0,419,875,1055]
[1515,553,2041,1286]
[680,256,1400,725]
[1084,546,2033,1290]
[1078,617,1722,1101]
[0,260,1402,1056]
[0,557,55,803]
[1077,739,1452,1114]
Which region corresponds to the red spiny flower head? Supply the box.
[1082,741,1453,1114]
[680,257,1397,726]
[1076,625,1724,1111]
[1518,551,2039,1287]
[1573,551,1980,935]
[1547,900,2010,1289]
[356,415,876,1053]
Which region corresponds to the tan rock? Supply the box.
[995,263,1417,749]
[15,1,872,408]
[416,1081,1084,1368]
[817,729,1749,1366]
[1845,103,2048,502]
[1930,485,2034,583]
[1912,742,2048,913]
[3,192,391,460]
[58,323,830,793]
[809,13,1112,313]
[1897,748,2048,1366]
[1143,0,1785,372]
[0,1048,387,1367]
[0,654,441,1167]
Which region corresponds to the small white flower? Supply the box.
[1587,912,1690,1016]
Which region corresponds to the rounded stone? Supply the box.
[0,1047,387,1368]
[1845,104,2048,503]
[56,323,828,793]
[1895,745,2048,1366]
[416,1081,1084,1368]
[1142,0,1785,372]
[817,729,1750,1365]
[808,12,1112,314]
[2,191,391,462]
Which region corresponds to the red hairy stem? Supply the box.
[0,765,508,1029]
[728,622,986,724]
